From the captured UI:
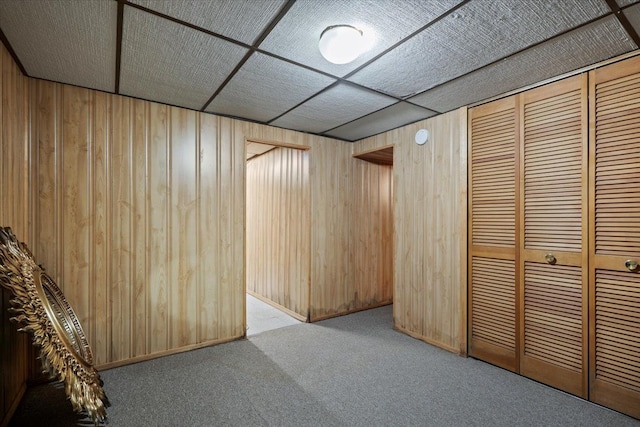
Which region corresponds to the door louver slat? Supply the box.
[595,75,640,257]
[595,270,640,394]
[471,107,515,248]
[524,263,583,372]
[524,89,582,252]
[589,56,640,420]
[472,257,515,351]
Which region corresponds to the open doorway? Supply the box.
[245,140,310,336]
[352,145,394,315]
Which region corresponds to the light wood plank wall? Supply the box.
[30,80,245,368]
[353,108,468,354]
[0,43,31,427]
[246,146,310,320]
[27,80,366,367]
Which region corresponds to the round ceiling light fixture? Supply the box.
[318,25,366,64]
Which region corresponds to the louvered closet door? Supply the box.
[519,75,588,397]
[589,56,640,419]
[469,96,518,372]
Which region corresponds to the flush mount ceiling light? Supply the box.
[318,25,366,65]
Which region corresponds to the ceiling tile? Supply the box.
[130,0,286,45]
[259,0,464,78]
[624,3,640,34]
[325,102,436,142]
[120,5,248,110]
[409,16,637,113]
[348,0,611,98]
[617,0,640,7]
[270,84,396,134]
[0,0,116,92]
[205,52,335,123]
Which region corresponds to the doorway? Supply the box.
[245,140,310,336]
[352,145,394,313]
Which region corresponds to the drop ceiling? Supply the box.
[1,0,638,142]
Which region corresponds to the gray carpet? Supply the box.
[10,306,640,426]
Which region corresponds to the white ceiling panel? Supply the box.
[206,52,335,122]
[260,0,464,78]
[409,16,636,113]
[624,3,640,33]
[130,0,286,45]
[325,102,436,141]
[348,0,611,98]
[120,5,248,110]
[0,0,116,92]
[270,84,396,134]
[617,0,640,7]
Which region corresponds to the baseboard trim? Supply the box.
[96,335,243,371]
[394,324,463,356]
[310,300,392,322]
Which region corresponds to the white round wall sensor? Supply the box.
[415,129,429,145]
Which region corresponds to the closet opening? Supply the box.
[352,145,394,320]
[245,140,310,336]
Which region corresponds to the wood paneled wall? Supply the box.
[0,43,30,427]
[246,146,310,320]
[5,43,464,409]
[30,81,245,368]
[354,108,468,354]
[350,158,393,311]
[27,80,369,367]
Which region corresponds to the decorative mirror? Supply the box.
[0,227,108,423]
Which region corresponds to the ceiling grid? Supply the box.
[0,0,638,142]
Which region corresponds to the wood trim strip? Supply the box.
[96,335,242,371]
[115,0,124,94]
[459,106,469,356]
[246,137,311,151]
[352,143,395,158]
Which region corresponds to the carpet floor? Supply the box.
[9,305,640,426]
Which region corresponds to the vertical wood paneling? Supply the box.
[111,95,132,361]
[33,81,60,281]
[218,117,245,339]
[131,99,147,357]
[246,146,310,319]
[309,138,353,320]
[169,107,197,348]
[61,85,91,330]
[199,113,219,341]
[0,42,30,427]
[90,90,110,365]
[147,101,169,355]
[29,83,246,369]
[355,109,467,354]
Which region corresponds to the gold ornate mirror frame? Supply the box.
[0,227,108,423]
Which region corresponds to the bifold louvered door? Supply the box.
[589,56,640,419]
[468,96,518,372]
[519,75,588,397]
